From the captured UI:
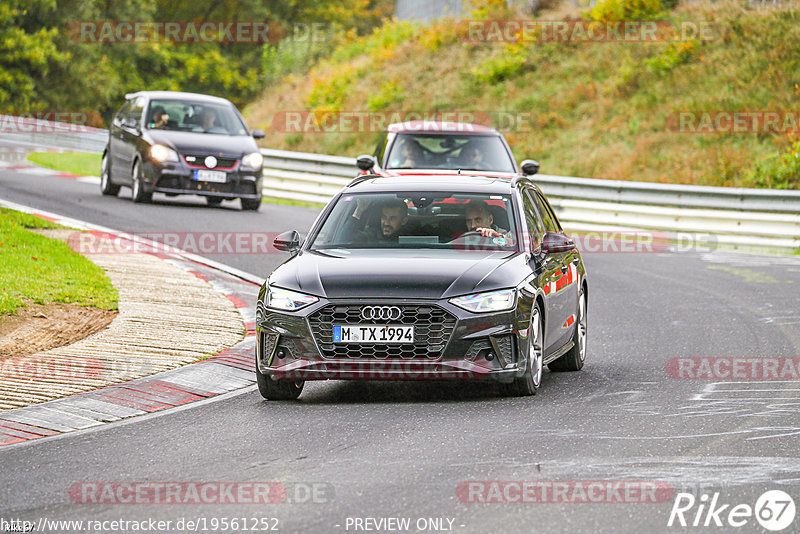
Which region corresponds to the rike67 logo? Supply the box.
[668,490,796,531]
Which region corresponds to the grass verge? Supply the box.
[262,196,326,209]
[27,151,100,177]
[0,208,118,315]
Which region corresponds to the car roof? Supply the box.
[379,168,516,179]
[386,121,501,135]
[347,173,515,194]
[124,91,233,105]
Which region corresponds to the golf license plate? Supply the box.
[194,169,227,183]
[333,325,414,344]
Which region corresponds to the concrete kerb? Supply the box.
[0,199,263,447]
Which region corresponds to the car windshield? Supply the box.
[385,133,516,173]
[310,192,518,253]
[145,99,248,136]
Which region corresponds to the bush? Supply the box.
[587,0,664,21]
[368,81,405,111]
[643,41,697,77]
[749,142,800,189]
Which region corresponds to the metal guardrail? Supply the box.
[0,114,108,153]
[0,118,796,252]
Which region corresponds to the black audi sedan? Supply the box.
[255,173,588,400]
[101,91,264,210]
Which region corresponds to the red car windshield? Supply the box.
[386,133,515,173]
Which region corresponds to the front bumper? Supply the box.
[256,298,533,383]
[143,160,262,199]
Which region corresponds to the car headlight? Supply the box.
[149,144,178,163]
[266,286,318,311]
[449,289,516,313]
[242,151,263,169]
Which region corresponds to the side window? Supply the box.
[129,97,145,126]
[521,188,544,250]
[115,101,132,123]
[534,190,560,232]
[373,134,389,165]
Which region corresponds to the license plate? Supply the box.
[194,169,227,183]
[333,325,414,344]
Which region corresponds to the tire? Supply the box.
[502,304,543,397]
[100,152,121,196]
[131,160,152,203]
[549,287,587,372]
[205,197,223,207]
[241,197,262,211]
[256,366,304,400]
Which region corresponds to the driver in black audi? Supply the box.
[465,199,508,238]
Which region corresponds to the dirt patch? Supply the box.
[0,301,117,358]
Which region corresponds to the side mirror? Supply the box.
[520,159,539,176]
[274,230,301,252]
[540,232,575,254]
[123,118,139,130]
[252,129,265,139]
[356,155,376,172]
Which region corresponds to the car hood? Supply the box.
[268,249,527,300]
[145,130,257,158]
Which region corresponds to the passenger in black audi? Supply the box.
[375,199,408,241]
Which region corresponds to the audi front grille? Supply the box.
[308,304,457,360]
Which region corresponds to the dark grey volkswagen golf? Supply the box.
[256,173,588,400]
[101,91,264,210]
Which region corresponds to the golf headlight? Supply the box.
[267,286,318,311]
[149,144,178,163]
[449,289,516,313]
[242,151,263,169]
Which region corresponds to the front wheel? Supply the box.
[241,197,262,211]
[131,160,152,203]
[100,152,121,196]
[549,288,587,372]
[502,304,543,397]
[256,367,304,400]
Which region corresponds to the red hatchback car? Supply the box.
[355,120,540,178]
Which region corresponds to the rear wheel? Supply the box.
[502,304,543,397]
[549,288,587,372]
[205,197,223,207]
[241,197,262,211]
[256,366,304,400]
[131,160,152,203]
[100,153,121,196]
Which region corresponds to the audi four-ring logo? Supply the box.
[361,306,402,321]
